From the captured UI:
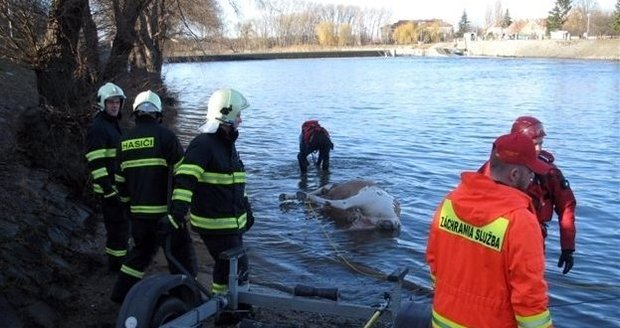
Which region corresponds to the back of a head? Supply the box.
[511,116,546,140]
[489,133,550,179]
[132,90,162,118]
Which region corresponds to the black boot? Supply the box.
[108,255,125,273]
[110,272,140,304]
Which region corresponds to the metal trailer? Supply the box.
[115,245,412,328]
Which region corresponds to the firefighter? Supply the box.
[426,133,553,328]
[479,116,577,274]
[109,90,197,303]
[163,88,254,297]
[297,120,333,173]
[85,82,129,272]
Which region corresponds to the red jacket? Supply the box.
[426,172,552,328]
[478,150,576,250]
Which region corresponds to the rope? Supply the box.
[303,199,618,308]
[306,201,386,280]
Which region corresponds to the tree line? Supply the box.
[0,0,223,109]
[461,0,620,38]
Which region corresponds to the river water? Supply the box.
[162,56,620,327]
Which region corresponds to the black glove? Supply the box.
[103,193,121,207]
[244,197,254,231]
[557,250,574,274]
[158,214,183,238]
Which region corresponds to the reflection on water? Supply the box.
[163,57,620,327]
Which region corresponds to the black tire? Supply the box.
[149,296,190,328]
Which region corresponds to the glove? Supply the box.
[103,193,122,208]
[157,214,183,239]
[557,250,574,274]
[244,197,254,231]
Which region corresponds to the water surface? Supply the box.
[163,56,620,327]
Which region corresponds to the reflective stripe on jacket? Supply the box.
[85,112,121,197]
[426,172,552,328]
[170,131,249,234]
[115,119,183,218]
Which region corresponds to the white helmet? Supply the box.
[97,82,126,110]
[132,90,162,113]
[199,88,249,133]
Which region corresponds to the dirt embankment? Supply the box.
[454,39,620,60]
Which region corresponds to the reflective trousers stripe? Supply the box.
[120,265,144,279]
[106,247,127,257]
[212,282,228,295]
[130,205,168,214]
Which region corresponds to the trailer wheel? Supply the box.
[149,296,189,327]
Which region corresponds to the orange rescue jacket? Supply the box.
[426,172,552,328]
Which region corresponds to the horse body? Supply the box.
[303,180,401,231]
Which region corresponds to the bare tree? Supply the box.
[102,0,153,80]
[485,4,494,29]
[35,0,89,107]
[494,0,503,27]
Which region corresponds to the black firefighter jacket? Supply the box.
[86,111,122,198]
[115,117,183,219]
[170,129,253,235]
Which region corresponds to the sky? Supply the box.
[223,0,616,27]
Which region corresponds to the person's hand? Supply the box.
[244,197,254,231]
[157,214,183,238]
[557,250,574,274]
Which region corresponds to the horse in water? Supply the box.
[280,179,401,231]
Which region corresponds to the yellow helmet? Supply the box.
[199,88,249,133]
[97,82,126,110]
[132,90,162,113]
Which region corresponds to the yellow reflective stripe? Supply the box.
[93,184,103,193]
[173,157,183,174]
[190,213,247,230]
[85,148,116,161]
[432,309,467,328]
[120,158,167,170]
[120,196,130,203]
[91,167,108,179]
[131,205,168,214]
[120,265,144,279]
[516,310,552,328]
[212,282,228,295]
[114,174,125,183]
[199,171,246,185]
[172,188,193,202]
[438,200,508,252]
[105,247,127,257]
[103,190,117,198]
[176,164,204,179]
